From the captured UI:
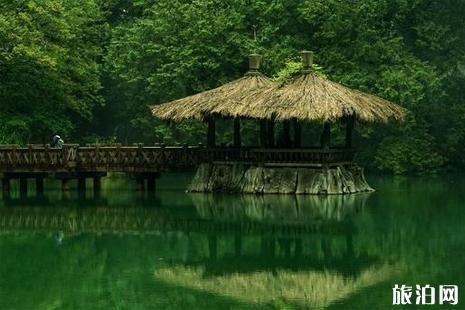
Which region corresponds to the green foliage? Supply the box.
[1,0,465,173]
[0,0,107,143]
[273,60,327,83]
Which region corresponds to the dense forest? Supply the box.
[1,0,464,174]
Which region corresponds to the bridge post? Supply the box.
[135,177,145,192]
[36,176,44,197]
[147,175,156,193]
[77,177,86,199]
[1,177,10,199]
[93,176,102,198]
[133,173,159,199]
[19,177,28,199]
[61,179,70,192]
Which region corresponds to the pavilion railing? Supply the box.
[201,147,355,165]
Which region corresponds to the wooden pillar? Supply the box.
[259,119,267,147]
[293,118,301,148]
[147,176,156,192]
[36,176,44,197]
[93,176,102,198]
[2,178,10,199]
[19,177,28,199]
[135,177,145,192]
[267,119,275,147]
[77,178,86,199]
[77,178,86,191]
[320,122,331,148]
[345,114,355,148]
[282,120,291,147]
[233,118,241,147]
[61,179,70,192]
[207,117,216,147]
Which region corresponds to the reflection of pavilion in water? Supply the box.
[190,194,373,277]
[0,194,374,277]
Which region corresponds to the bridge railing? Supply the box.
[0,144,355,172]
[0,144,67,169]
[0,144,201,171]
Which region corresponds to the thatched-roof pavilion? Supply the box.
[151,54,274,147]
[150,51,407,195]
[152,51,405,150]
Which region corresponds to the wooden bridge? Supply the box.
[0,144,355,197]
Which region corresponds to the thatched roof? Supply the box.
[151,54,274,121]
[238,51,407,122]
[240,75,407,122]
[152,51,407,123]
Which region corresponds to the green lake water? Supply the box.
[0,174,464,309]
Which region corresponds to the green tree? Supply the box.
[0,0,107,144]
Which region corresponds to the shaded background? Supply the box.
[1,0,464,174]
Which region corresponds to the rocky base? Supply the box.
[188,163,374,195]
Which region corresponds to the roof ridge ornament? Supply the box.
[301,50,313,74]
[246,53,262,76]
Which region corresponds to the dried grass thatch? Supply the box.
[239,72,407,122]
[152,52,406,123]
[151,71,274,121]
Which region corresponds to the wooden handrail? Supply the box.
[0,144,355,173]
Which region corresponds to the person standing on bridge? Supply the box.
[50,134,64,149]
